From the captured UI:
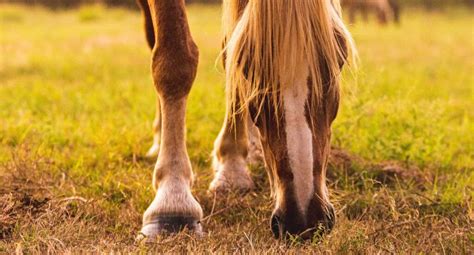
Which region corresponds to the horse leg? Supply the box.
[146,99,161,157]
[137,0,162,158]
[361,5,369,22]
[388,0,401,23]
[136,0,155,49]
[140,0,203,237]
[210,111,255,192]
[376,1,389,24]
[246,117,263,165]
[349,6,357,23]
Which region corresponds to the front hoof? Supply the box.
[145,144,160,158]
[139,216,202,239]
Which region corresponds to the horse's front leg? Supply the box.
[210,111,255,192]
[140,0,203,238]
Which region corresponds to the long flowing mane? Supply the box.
[223,0,356,124]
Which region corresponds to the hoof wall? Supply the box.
[139,216,202,240]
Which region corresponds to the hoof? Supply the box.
[270,204,336,240]
[210,158,255,193]
[209,173,255,194]
[145,144,160,158]
[139,216,202,239]
[209,179,254,194]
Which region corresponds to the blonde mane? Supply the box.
[223,0,356,125]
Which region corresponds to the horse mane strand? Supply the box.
[223,0,357,126]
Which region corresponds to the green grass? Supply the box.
[0,4,472,253]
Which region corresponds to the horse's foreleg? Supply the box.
[210,111,255,192]
[361,6,369,22]
[140,0,203,238]
[388,0,401,23]
[375,2,389,24]
[146,99,161,157]
[349,7,357,23]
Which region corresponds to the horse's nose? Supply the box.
[270,214,283,238]
[325,204,336,232]
[309,204,336,238]
[270,204,336,239]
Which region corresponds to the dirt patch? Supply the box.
[329,147,432,187]
[373,162,429,186]
[0,193,50,240]
[0,149,54,240]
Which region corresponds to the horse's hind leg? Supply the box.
[140,0,203,237]
[375,0,390,24]
[137,0,161,158]
[348,6,357,23]
[146,99,161,157]
[246,118,263,165]
[361,5,369,22]
[210,111,255,192]
[388,0,401,23]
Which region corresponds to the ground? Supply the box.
[0,4,473,253]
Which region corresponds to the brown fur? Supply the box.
[148,0,198,100]
[139,0,203,238]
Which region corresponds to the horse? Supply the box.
[134,0,356,240]
[341,0,400,24]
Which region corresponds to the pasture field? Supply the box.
[0,4,473,253]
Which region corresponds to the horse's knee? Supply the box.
[151,43,199,99]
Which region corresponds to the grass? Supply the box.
[0,3,473,253]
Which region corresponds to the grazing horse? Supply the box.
[341,0,400,24]
[135,0,356,240]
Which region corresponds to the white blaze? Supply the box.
[282,65,314,215]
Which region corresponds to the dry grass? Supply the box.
[1,146,471,253]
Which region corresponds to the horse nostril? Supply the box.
[325,204,336,232]
[270,214,282,239]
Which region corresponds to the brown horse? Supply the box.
[135,0,356,240]
[341,0,400,24]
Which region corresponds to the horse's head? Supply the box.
[249,62,340,239]
[224,0,355,239]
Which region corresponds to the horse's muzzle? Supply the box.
[270,204,335,240]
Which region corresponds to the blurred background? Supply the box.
[1,0,473,9]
